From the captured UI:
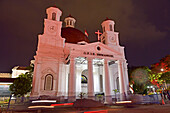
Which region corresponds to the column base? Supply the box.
[105,96,112,104]
[68,96,76,102]
[88,92,95,100]
[30,92,39,97]
[120,93,127,101]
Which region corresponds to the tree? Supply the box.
[9,64,34,97]
[129,66,150,94]
[151,55,170,85]
[151,55,170,73]
[9,73,32,97]
[159,72,170,83]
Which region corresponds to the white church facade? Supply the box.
[31,6,129,103]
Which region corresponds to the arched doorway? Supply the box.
[81,70,88,93]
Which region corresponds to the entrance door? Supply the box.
[81,75,88,93]
[81,70,88,93]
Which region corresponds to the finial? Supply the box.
[105,17,110,21]
[52,5,57,8]
[67,14,74,18]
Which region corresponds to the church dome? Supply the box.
[61,27,89,44]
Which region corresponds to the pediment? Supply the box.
[41,67,56,79]
[65,42,125,59]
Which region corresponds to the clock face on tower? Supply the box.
[109,36,114,42]
[48,25,56,33]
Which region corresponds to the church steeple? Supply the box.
[46,6,62,21]
[64,15,76,28]
[101,18,115,33]
[100,18,119,47]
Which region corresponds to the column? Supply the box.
[123,61,129,95]
[68,57,76,102]
[31,60,41,96]
[104,59,112,104]
[88,58,94,99]
[118,60,126,100]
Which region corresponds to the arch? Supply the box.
[81,69,88,93]
[81,75,88,83]
[41,68,56,79]
[52,12,56,20]
[44,74,53,90]
[81,69,88,76]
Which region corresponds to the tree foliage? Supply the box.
[129,55,170,93]
[151,55,170,73]
[9,65,33,97]
[151,55,170,84]
[159,72,170,83]
[129,66,151,94]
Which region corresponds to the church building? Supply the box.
[31,6,129,103]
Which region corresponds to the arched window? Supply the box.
[109,24,113,31]
[44,74,53,90]
[52,12,56,20]
[116,77,119,91]
[81,75,88,83]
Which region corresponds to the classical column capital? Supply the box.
[104,59,109,64]
[87,57,93,61]
[70,56,75,61]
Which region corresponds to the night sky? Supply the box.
[0,0,170,72]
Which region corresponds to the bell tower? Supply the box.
[100,18,119,47]
[31,6,65,97]
[43,7,62,37]
[46,7,62,21]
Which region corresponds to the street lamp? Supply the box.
[161,68,164,72]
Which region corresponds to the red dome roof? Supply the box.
[61,27,89,44]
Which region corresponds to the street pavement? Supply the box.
[2,100,170,113]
